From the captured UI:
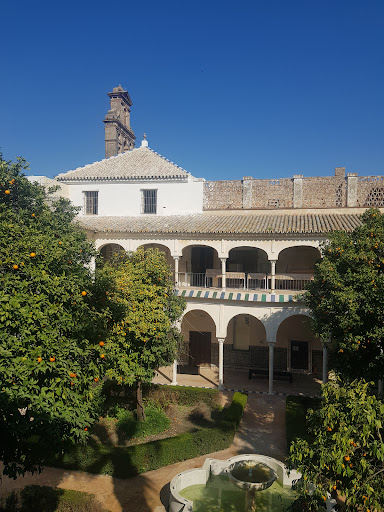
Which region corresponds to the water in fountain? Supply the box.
[180,474,296,512]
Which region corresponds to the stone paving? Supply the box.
[0,374,318,511]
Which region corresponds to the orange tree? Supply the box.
[305,208,384,381]
[95,247,185,421]
[286,378,384,512]
[0,156,107,478]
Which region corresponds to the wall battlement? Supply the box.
[203,168,384,210]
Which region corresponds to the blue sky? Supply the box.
[1,0,383,180]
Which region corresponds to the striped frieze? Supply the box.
[174,288,296,303]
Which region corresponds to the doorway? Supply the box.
[189,331,211,367]
[290,341,309,371]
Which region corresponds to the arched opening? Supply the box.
[139,243,174,271]
[99,243,125,264]
[227,247,269,290]
[276,315,322,373]
[180,310,217,371]
[274,246,321,291]
[225,314,266,369]
[180,245,220,287]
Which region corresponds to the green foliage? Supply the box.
[18,485,107,512]
[221,391,248,426]
[96,248,186,386]
[305,208,384,380]
[286,378,384,512]
[0,157,107,478]
[145,384,222,409]
[286,395,320,446]
[49,392,247,477]
[113,403,170,439]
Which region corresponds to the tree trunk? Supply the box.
[136,380,146,422]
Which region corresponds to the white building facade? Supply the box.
[53,86,384,393]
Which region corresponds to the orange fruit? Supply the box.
[32,213,35,217]
[13,264,18,270]
[344,455,350,461]
[100,354,105,359]
[37,357,42,363]
[94,377,99,382]
[333,485,337,491]
[4,190,10,194]
[30,252,36,257]
[81,291,87,296]
[84,427,88,431]
[99,341,104,347]
[50,357,55,362]
[70,373,77,378]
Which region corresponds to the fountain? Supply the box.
[169,454,299,512]
[228,459,277,511]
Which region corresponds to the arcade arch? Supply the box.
[276,314,322,373]
[99,243,125,263]
[276,246,321,273]
[180,310,217,368]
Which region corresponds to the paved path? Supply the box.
[0,394,287,512]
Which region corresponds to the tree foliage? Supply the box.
[287,378,384,512]
[0,157,106,477]
[305,208,384,380]
[96,247,185,420]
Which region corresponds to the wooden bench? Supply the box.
[248,368,293,383]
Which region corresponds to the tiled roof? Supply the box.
[56,146,190,181]
[77,211,363,235]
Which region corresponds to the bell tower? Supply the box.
[103,85,136,158]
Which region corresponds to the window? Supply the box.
[84,191,98,215]
[141,189,157,214]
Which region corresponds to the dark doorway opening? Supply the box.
[290,341,309,371]
[189,331,211,367]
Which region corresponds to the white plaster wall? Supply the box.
[66,179,204,216]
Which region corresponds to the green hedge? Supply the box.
[49,391,247,479]
[286,395,320,447]
[222,392,248,426]
[1,485,107,512]
[101,381,222,411]
[147,384,222,408]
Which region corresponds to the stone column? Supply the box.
[218,338,225,390]
[270,260,277,293]
[322,343,328,384]
[173,256,179,288]
[88,256,96,275]
[378,379,383,398]
[293,174,303,208]
[268,342,275,395]
[221,258,227,290]
[171,360,178,386]
[347,173,358,207]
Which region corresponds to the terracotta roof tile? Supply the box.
[56,146,190,181]
[77,212,363,235]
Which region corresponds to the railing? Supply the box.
[273,273,314,291]
[176,271,314,291]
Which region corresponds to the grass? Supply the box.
[114,403,170,439]
[48,389,248,478]
[286,395,321,447]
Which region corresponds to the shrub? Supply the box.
[222,391,248,426]
[116,403,170,439]
[17,485,107,512]
[101,382,222,414]
[286,395,320,447]
[49,392,247,478]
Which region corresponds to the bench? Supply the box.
[248,368,293,383]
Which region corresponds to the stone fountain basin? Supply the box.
[227,460,277,492]
[169,454,300,512]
